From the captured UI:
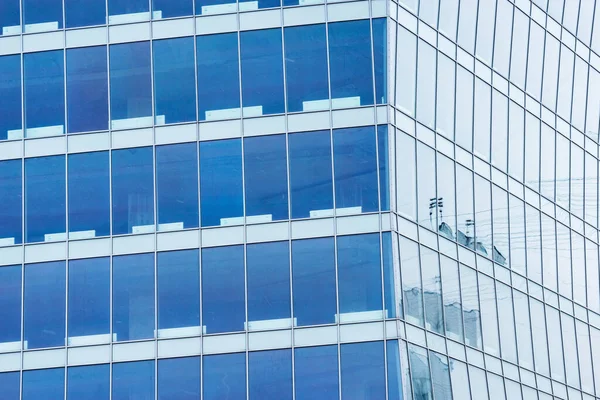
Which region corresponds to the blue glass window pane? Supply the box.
[203,353,246,400]
[284,24,329,112]
[0,160,22,244]
[247,241,291,326]
[0,55,21,140]
[382,232,397,319]
[68,151,110,238]
[156,143,199,229]
[68,258,110,340]
[328,20,374,107]
[292,238,336,326]
[337,234,383,316]
[294,346,339,400]
[23,369,64,400]
[153,0,193,18]
[24,51,65,136]
[333,126,379,213]
[240,29,284,116]
[113,254,155,341]
[288,130,333,219]
[112,147,154,235]
[25,156,66,243]
[199,139,243,227]
[0,266,21,346]
[24,261,66,349]
[157,250,200,331]
[386,340,404,399]
[341,341,386,399]
[67,365,110,400]
[153,38,196,124]
[378,125,390,211]
[196,33,240,119]
[109,42,152,127]
[240,0,279,11]
[65,0,106,28]
[202,246,245,334]
[244,134,289,221]
[66,46,109,133]
[108,0,149,19]
[0,1,20,35]
[373,18,387,104]
[249,350,292,400]
[23,0,62,30]
[112,361,155,400]
[158,357,200,400]
[0,372,20,400]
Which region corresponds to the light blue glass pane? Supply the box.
[112,147,154,235]
[24,51,65,134]
[156,143,199,229]
[202,246,245,334]
[247,241,290,324]
[249,350,292,400]
[157,250,200,330]
[333,126,379,212]
[68,258,110,339]
[0,266,21,345]
[378,125,390,211]
[196,33,240,119]
[23,369,64,400]
[68,151,110,237]
[0,372,20,400]
[294,345,339,400]
[65,0,106,28]
[199,139,243,227]
[67,365,110,400]
[109,42,152,123]
[153,37,196,124]
[341,341,386,399]
[240,29,285,115]
[292,238,336,326]
[25,156,66,243]
[0,55,21,141]
[112,361,155,400]
[23,0,62,29]
[66,46,109,133]
[203,353,246,400]
[284,24,329,112]
[113,254,155,341]
[153,0,193,18]
[158,357,200,400]
[386,340,404,400]
[244,134,288,221]
[383,232,397,318]
[24,261,66,349]
[337,233,383,315]
[109,0,149,16]
[328,20,374,106]
[288,130,333,219]
[373,18,387,104]
[0,1,20,35]
[0,160,22,244]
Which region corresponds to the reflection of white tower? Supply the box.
[429,197,443,230]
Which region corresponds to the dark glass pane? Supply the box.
[23,369,64,400]
[153,0,193,18]
[0,265,21,347]
[0,160,22,244]
[294,345,339,400]
[67,365,110,400]
[0,55,22,140]
[112,361,155,400]
[249,350,292,400]
[341,341,386,399]
[158,357,200,400]
[0,372,20,400]
[203,353,246,400]
[23,0,63,31]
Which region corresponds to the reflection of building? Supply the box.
[439,221,506,266]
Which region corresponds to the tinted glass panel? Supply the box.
[66,46,109,133]
[23,0,63,30]
[199,139,243,226]
[203,353,246,400]
[295,345,339,400]
[112,361,155,400]
[0,372,20,400]
[67,365,110,400]
[153,37,196,124]
[65,0,106,28]
[0,55,21,141]
[288,130,333,219]
[68,151,110,238]
[108,0,149,19]
[0,160,22,244]
[23,369,64,400]
[0,1,20,35]
[113,254,155,341]
[153,0,193,18]
[373,18,386,104]
[292,238,336,326]
[158,357,200,399]
[24,261,66,349]
[24,51,65,136]
[341,341,386,399]
[25,156,66,243]
[249,350,292,400]
[202,246,245,334]
[0,265,21,347]
[156,143,199,230]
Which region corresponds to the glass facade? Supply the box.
[0,0,599,399]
